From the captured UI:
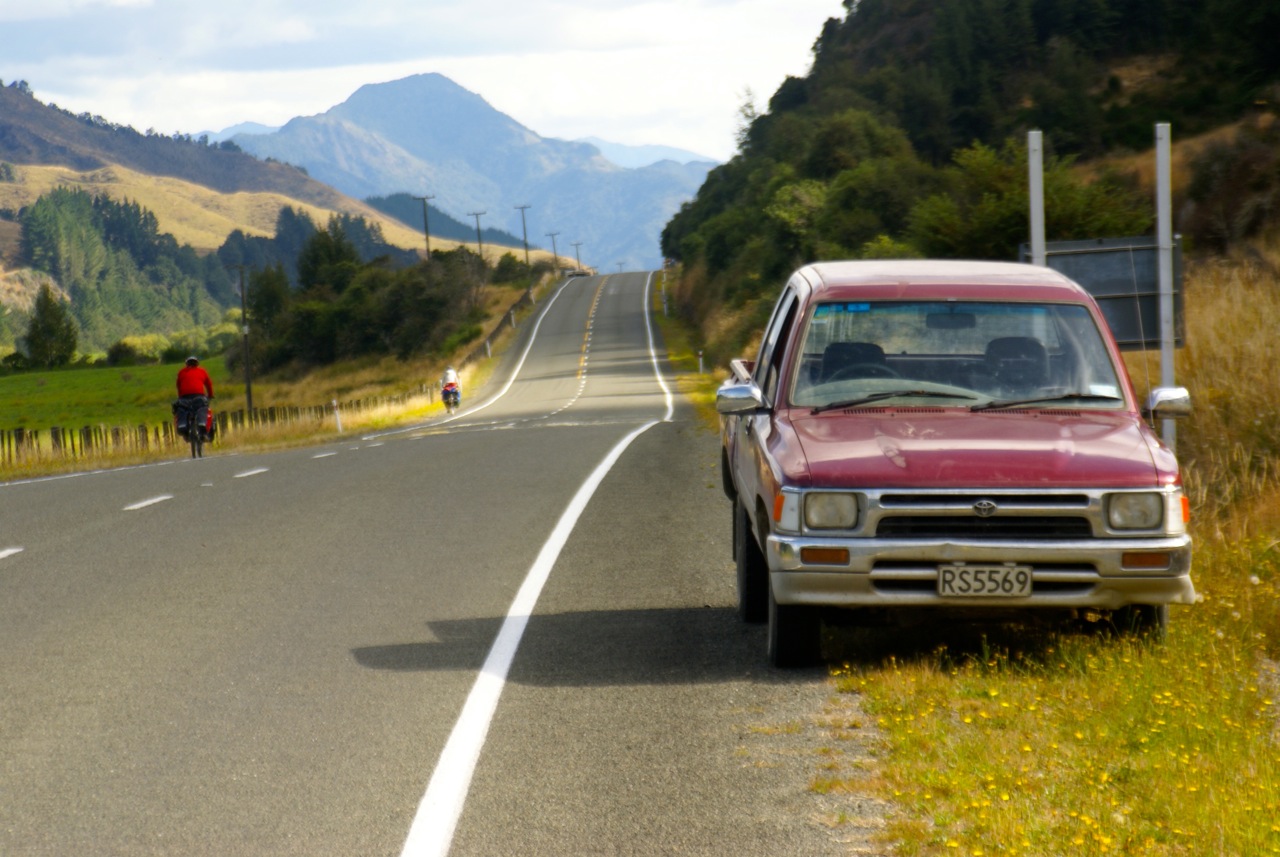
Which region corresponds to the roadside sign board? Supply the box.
[1019,235,1184,351]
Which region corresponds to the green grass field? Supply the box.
[0,357,232,431]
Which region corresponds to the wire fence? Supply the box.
[0,390,429,468]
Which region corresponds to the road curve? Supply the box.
[0,273,864,856]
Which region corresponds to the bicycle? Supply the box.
[174,396,212,458]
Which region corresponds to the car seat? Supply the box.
[821,342,888,381]
[984,336,1048,393]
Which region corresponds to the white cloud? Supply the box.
[1,0,846,161]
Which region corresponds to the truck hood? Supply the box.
[787,408,1172,488]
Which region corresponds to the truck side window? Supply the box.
[753,290,799,405]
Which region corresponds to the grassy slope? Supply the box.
[0,163,461,256]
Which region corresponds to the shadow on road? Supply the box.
[351,605,827,686]
[351,604,1111,684]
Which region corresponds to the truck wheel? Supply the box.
[767,584,822,668]
[734,503,768,623]
[1112,604,1169,641]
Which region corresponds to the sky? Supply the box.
[0,0,849,164]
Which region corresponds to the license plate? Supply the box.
[938,564,1033,597]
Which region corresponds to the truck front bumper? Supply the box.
[767,534,1195,609]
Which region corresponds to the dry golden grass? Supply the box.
[1127,245,1280,537]
[1077,114,1276,197]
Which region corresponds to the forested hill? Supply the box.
[784,0,1278,162]
[662,0,1280,362]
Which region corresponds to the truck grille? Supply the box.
[875,516,1093,539]
[860,491,1101,540]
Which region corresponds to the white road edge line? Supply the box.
[123,495,173,511]
[642,271,675,422]
[399,272,671,857]
[0,547,24,560]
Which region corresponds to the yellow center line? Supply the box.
[578,279,607,379]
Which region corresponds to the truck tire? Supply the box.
[767,584,822,668]
[734,502,769,623]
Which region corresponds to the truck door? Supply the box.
[735,286,800,526]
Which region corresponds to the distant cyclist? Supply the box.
[441,365,461,413]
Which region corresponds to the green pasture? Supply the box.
[0,357,231,432]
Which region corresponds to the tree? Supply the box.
[296,217,361,295]
[908,139,1151,259]
[24,285,79,368]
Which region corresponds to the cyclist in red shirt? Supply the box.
[176,356,214,398]
[175,356,213,439]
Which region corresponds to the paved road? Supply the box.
[0,274,859,856]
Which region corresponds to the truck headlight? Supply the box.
[1107,492,1163,530]
[804,492,859,530]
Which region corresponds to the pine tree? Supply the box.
[24,285,79,368]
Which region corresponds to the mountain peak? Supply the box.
[231,72,713,269]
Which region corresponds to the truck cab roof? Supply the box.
[796,259,1092,304]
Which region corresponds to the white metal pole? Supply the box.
[1156,123,1176,449]
[1028,130,1046,266]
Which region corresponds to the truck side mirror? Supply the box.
[1145,386,1191,420]
[716,382,765,415]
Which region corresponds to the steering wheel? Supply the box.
[827,363,901,381]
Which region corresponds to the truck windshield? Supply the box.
[788,300,1126,409]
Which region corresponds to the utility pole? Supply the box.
[546,231,560,273]
[514,204,532,268]
[571,241,583,273]
[232,265,253,413]
[468,211,486,262]
[467,211,487,311]
[412,194,435,259]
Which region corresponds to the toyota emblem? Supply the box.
[973,499,998,517]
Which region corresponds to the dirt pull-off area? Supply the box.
[739,674,895,855]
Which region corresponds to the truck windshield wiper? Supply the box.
[970,392,1124,412]
[810,390,977,414]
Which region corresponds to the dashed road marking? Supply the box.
[123,495,173,511]
[0,547,23,560]
[234,468,270,479]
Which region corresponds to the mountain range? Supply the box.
[227,73,717,270]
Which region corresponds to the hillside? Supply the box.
[0,83,530,264]
[0,163,439,259]
[0,81,575,359]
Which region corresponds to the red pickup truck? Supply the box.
[717,260,1195,666]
